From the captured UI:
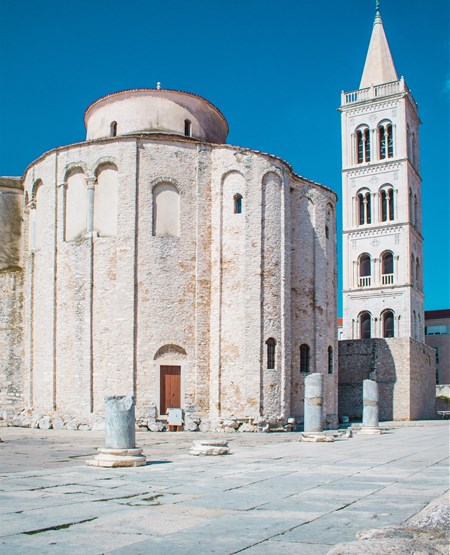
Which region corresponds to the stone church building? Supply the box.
[0,5,435,431]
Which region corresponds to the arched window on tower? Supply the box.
[234,193,243,214]
[360,312,372,339]
[409,188,414,225]
[266,338,276,370]
[378,120,394,160]
[381,251,394,285]
[356,126,370,163]
[414,194,418,228]
[110,121,117,137]
[411,254,415,287]
[380,186,394,222]
[300,344,310,373]
[416,257,421,290]
[358,253,371,287]
[383,310,395,338]
[328,346,333,374]
[357,190,371,225]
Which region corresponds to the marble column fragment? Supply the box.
[105,395,136,449]
[304,373,324,433]
[86,395,146,467]
[360,379,382,434]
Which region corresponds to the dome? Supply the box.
[84,88,228,144]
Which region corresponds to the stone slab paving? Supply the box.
[0,422,448,554]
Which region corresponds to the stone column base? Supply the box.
[86,447,146,467]
[190,440,229,456]
[358,426,382,435]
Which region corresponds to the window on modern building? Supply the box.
[434,347,440,364]
[266,338,276,370]
[358,191,371,225]
[379,121,394,159]
[356,126,370,164]
[110,121,117,137]
[328,346,333,374]
[426,325,447,336]
[359,253,371,287]
[360,312,371,339]
[184,119,192,137]
[383,310,395,338]
[300,344,310,373]
[380,187,394,222]
[381,251,394,285]
[234,193,243,214]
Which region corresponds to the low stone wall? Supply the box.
[338,338,436,421]
[0,270,24,421]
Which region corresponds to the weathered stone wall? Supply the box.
[0,271,24,419]
[0,177,24,420]
[338,337,435,421]
[14,127,337,431]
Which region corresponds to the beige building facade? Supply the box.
[0,89,338,431]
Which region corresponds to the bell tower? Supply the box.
[340,2,424,342]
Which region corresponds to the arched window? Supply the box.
[65,169,87,241]
[412,133,417,166]
[94,164,118,237]
[300,344,310,373]
[184,119,192,137]
[380,186,394,222]
[153,183,180,237]
[381,251,394,285]
[379,121,394,159]
[383,310,395,338]
[358,191,371,225]
[416,258,421,290]
[325,225,329,239]
[328,346,333,374]
[266,338,276,370]
[110,121,117,137]
[411,254,415,286]
[360,312,371,339]
[359,253,371,287]
[413,311,418,339]
[356,126,370,163]
[414,194,418,228]
[409,188,414,225]
[32,180,44,251]
[234,193,243,214]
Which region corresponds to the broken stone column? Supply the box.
[86,395,146,467]
[360,379,382,435]
[304,373,324,433]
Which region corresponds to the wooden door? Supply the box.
[160,366,181,415]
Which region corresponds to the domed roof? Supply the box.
[84,88,228,144]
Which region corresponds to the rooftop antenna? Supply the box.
[156,82,161,90]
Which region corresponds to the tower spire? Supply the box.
[359,1,398,88]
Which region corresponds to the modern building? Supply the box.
[424,309,450,385]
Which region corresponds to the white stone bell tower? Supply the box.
[340,2,424,342]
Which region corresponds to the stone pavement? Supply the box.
[0,422,448,554]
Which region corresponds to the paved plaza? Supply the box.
[0,422,448,554]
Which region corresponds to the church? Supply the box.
[0,4,435,431]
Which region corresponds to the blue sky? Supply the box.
[1,0,449,313]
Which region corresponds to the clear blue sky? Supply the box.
[1,0,449,313]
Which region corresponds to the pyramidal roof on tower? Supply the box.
[360,2,398,88]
